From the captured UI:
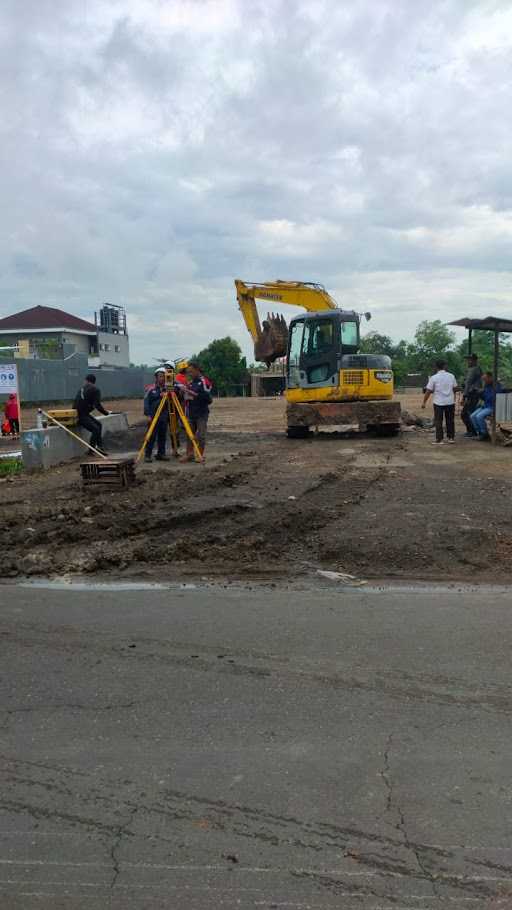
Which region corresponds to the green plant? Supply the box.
[191,337,248,396]
[0,458,23,478]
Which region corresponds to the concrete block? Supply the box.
[21,413,130,471]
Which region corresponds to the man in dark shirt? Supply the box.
[74,374,110,455]
[180,362,212,463]
[461,354,482,437]
[143,368,169,462]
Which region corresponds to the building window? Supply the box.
[104,343,111,352]
[114,345,120,352]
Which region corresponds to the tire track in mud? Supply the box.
[6,451,374,579]
[1,429,399,581]
[3,422,512,584]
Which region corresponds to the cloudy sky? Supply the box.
[2,0,512,364]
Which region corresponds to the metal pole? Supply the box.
[492,329,499,444]
[468,328,472,356]
[167,394,179,457]
[15,391,22,439]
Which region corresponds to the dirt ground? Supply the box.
[2,392,512,585]
[0,396,279,452]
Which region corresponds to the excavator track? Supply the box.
[286,399,402,435]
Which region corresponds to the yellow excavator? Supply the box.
[235,279,401,437]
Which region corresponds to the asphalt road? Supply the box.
[1,583,512,909]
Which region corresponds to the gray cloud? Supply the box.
[1,0,512,362]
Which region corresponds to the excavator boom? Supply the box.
[235,279,338,366]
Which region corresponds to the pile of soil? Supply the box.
[2,415,512,585]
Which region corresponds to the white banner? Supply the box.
[0,363,18,395]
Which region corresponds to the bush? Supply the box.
[0,458,23,478]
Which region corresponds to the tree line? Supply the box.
[131,321,512,395]
[360,320,512,386]
[197,322,512,393]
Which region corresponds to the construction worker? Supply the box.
[421,359,457,444]
[180,362,212,463]
[74,374,110,455]
[174,360,188,396]
[461,353,483,437]
[143,367,169,462]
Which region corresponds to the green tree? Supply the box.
[193,337,248,396]
[408,319,463,381]
[413,319,455,357]
[359,332,396,357]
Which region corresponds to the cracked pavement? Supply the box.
[1,583,512,908]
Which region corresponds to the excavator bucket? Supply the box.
[254,312,288,367]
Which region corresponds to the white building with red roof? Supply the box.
[0,303,130,367]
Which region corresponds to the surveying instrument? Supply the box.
[136,362,203,464]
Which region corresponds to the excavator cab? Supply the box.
[287,311,360,390]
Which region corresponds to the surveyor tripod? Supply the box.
[136,388,203,464]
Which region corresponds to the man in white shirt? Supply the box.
[421,359,457,445]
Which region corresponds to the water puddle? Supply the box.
[20,579,178,591]
[14,577,512,596]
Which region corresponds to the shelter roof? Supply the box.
[448,316,512,333]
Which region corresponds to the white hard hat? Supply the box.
[155,367,167,374]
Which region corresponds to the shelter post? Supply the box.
[492,330,499,444]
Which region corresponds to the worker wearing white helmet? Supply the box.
[143,367,169,462]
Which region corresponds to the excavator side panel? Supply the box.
[285,369,395,403]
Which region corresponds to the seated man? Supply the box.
[74,374,109,455]
[470,371,502,440]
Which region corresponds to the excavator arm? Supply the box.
[235,279,338,366]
